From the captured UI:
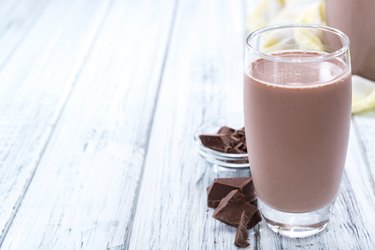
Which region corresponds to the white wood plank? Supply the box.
[258,124,375,250]
[0,0,112,243]
[0,0,49,69]
[127,0,250,249]
[0,0,177,249]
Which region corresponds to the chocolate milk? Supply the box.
[244,52,351,213]
[327,0,375,80]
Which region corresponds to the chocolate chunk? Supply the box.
[227,140,246,154]
[247,210,262,229]
[227,147,245,154]
[207,178,256,208]
[234,141,244,149]
[199,134,231,152]
[229,134,241,143]
[238,127,245,135]
[213,190,260,229]
[199,126,247,154]
[240,143,247,152]
[233,142,246,154]
[235,211,250,248]
[217,126,235,135]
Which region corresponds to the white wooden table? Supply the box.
[0,0,374,249]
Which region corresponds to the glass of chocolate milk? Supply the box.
[244,25,351,238]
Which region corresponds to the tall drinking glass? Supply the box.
[244,25,351,238]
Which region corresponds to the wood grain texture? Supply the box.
[0,0,177,249]
[0,0,48,70]
[127,0,249,249]
[0,0,113,244]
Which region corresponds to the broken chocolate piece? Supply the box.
[227,142,246,154]
[247,210,262,230]
[199,126,247,154]
[235,211,250,248]
[199,134,231,152]
[227,147,241,154]
[207,178,256,208]
[217,126,235,135]
[213,190,260,229]
[229,134,241,143]
[240,143,247,152]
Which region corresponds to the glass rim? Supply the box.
[246,24,350,63]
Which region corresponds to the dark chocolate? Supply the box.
[199,126,247,154]
[247,210,262,230]
[217,126,235,135]
[234,211,250,248]
[213,190,260,229]
[207,177,256,208]
[199,134,231,153]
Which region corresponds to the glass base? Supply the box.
[258,199,335,238]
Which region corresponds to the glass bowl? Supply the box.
[194,120,250,169]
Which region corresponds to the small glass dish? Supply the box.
[194,120,250,169]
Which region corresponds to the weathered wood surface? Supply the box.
[0,0,374,249]
[0,0,112,243]
[127,0,249,249]
[0,0,177,249]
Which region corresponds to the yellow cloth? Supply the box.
[248,0,326,51]
[352,76,375,114]
[248,0,375,114]
[248,0,326,32]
